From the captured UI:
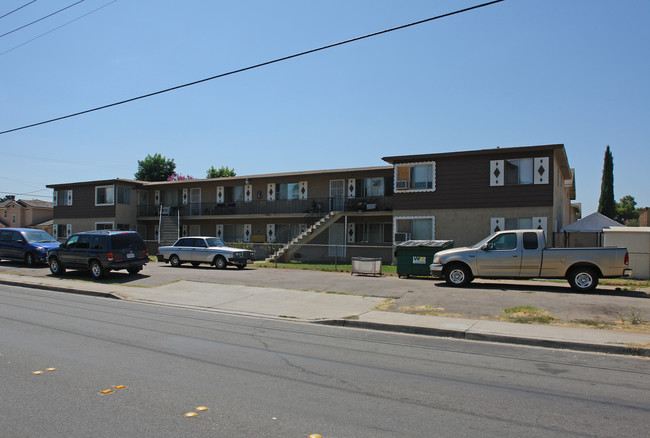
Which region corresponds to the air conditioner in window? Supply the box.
[394,232,411,242]
[396,180,409,190]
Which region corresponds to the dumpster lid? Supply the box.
[397,240,454,248]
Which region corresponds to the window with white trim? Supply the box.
[394,216,435,242]
[95,185,115,206]
[95,222,114,230]
[394,162,435,192]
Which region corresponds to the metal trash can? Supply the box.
[395,240,454,278]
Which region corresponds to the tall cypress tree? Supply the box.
[598,145,616,218]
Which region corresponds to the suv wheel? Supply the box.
[90,260,105,279]
[25,253,35,267]
[49,257,65,276]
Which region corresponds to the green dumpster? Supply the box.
[395,240,454,278]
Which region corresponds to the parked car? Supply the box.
[157,236,254,269]
[47,230,148,279]
[0,228,60,266]
[430,229,631,291]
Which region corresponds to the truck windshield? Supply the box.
[471,235,493,248]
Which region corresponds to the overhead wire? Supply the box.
[0,0,117,56]
[0,0,505,135]
[0,0,85,39]
[0,0,39,21]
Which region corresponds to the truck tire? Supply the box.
[567,267,598,292]
[444,264,472,287]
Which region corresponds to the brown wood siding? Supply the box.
[393,151,554,210]
[53,185,116,218]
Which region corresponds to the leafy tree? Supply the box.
[134,153,176,181]
[615,195,639,225]
[206,165,236,178]
[167,173,196,181]
[597,146,616,219]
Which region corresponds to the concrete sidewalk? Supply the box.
[1,272,648,357]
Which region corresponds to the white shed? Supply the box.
[602,227,650,280]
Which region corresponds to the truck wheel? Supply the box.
[444,264,472,287]
[90,260,105,279]
[169,255,181,267]
[49,257,65,276]
[567,268,598,292]
[214,256,227,269]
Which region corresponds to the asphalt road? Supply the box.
[1,260,649,323]
[1,284,648,437]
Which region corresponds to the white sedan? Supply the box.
[157,236,254,269]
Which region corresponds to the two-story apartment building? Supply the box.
[47,144,576,263]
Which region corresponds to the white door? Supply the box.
[329,180,345,211]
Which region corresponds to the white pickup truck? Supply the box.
[430,229,631,291]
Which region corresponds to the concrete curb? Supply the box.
[0,278,120,300]
[313,319,650,357]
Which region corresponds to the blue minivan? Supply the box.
[0,228,61,266]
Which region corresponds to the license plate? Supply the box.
[127,253,135,259]
[247,259,252,263]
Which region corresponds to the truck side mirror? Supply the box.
[481,244,489,251]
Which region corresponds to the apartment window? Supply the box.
[355,178,385,197]
[355,223,392,243]
[95,222,114,230]
[505,217,533,230]
[224,186,243,203]
[117,186,131,204]
[277,183,300,200]
[3,210,6,218]
[223,224,245,242]
[55,189,73,206]
[394,217,434,242]
[505,158,533,185]
[11,214,16,224]
[95,185,115,206]
[395,162,435,192]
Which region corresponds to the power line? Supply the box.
[0,0,117,56]
[0,0,39,20]
[0,0,85,39]
[0,0,505,135]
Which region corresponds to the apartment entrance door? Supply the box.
[329,179,345,211]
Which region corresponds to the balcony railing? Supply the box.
[137,196,393,218]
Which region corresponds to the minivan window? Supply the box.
[24,230,57,243]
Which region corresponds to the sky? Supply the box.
[1,0,648,216]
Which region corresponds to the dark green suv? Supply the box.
[47,230,148,279]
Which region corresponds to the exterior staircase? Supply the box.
[159,215,179,245]
[265,212,342,262]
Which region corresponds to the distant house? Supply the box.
[0,198,54,234]
[47,144,576,262]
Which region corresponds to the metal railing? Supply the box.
[138,196,393,218]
